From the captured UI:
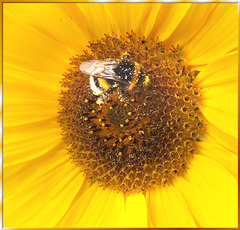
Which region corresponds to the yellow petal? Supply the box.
[57,185,128,227]
[4,146,68,197]
[174,154,237,227]
[196,52,237,138]
[4,103,58,127]
[4,4,73,74]
[4,119,62,166]
[183,3,238,65]
[147,185,197,227]
[125,192,148,227]
[167,4,217,47]
[204,120,238,155]
[4,156,85,227]
[148,3,191,41]
[4,65,60,126]
[5,64,60,93]
[85,3,161,36]
[58,187,149,227]
[196,138,237,179]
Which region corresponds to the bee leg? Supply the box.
[96,88,114,105]
[119,89,129,102]
[101,93,108,101]
[96,93,108,105]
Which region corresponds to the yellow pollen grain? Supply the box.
[113,143,116,147]
[131,98,135,102]
[104,139,107,142]
[118,152,122,156]
[128,136,132,140]
[119,138,123,142]
[84,117,88,121]
[120,124,124,127]
[109,106,112,110]
[102,123,105,127]
[144,75,150,85]
[125,119,129,123]
[122,51,129,56]
[84,99,88,103]
[92,110,95,113]
[89,131,93,134]
[124,103,128,107]
[128,112,132,115]
[99,119,102,122]
[96,98,104,105]
[139,130,144,134]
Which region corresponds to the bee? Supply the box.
[80,54,146,102]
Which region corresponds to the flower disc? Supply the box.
[58,31,205,193]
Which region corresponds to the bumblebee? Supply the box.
[80,55,146,101]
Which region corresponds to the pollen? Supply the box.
[58,31,205,194]
[144,75,150,85]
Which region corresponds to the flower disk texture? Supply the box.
[59,32,205,193]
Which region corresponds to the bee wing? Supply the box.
[80,60,129,85]
[80,60,106,75]
[99,74,129,85]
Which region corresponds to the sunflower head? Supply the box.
[58,31,205,193]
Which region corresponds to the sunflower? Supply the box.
[3,2,238,228]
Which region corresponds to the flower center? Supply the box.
[58,31,205,193]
